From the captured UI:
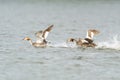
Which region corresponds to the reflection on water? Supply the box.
[0,1,120,80]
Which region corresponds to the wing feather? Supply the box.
[42,25,54,39]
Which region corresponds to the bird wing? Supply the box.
[86,30,92,39]
[86,29,100,39]
[35,25,53,43]
[35,30,43,38]
[42,25,54,39]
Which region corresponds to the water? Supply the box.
[0,0,120,80]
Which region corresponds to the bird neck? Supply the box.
[76,39,83,45]
[28,39,33,45]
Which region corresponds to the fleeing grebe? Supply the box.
[23,37,47,48]
[23,25,54,47]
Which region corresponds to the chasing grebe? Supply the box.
[67,38,97,48]
[67,29,100,48]
[23,25,54,48]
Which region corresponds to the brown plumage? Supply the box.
[42,25,54,39]
[67,38,97,48]
[35,25,54,43]
[84,38,93,43]
[23,25,54,48]
[67,29,100,48]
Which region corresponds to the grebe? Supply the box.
[23,37,47,48]
[67,29,100,48]
[67,38,97,48]
[23,25,54,47]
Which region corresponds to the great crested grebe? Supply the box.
[67,29,100,48]
[23,25,54,48]
[67,38,97,48]
[23,37,47,48]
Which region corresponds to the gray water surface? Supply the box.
[0,1,120,80]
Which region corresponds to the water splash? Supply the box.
[48,35,120,50]
[96,35,120,50]
[48,42,77,48]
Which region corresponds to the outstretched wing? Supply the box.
[35,25,53,43]
[35,30,44,43]
[35,30,43,38]
[86,29,100,40]
[42,25,54,39]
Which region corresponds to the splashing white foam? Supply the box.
[47,35,120,50]
[48,41,77,48]
[52,42,68,48]
[96,35,120,50]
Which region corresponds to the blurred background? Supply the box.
[0,0,120,80]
